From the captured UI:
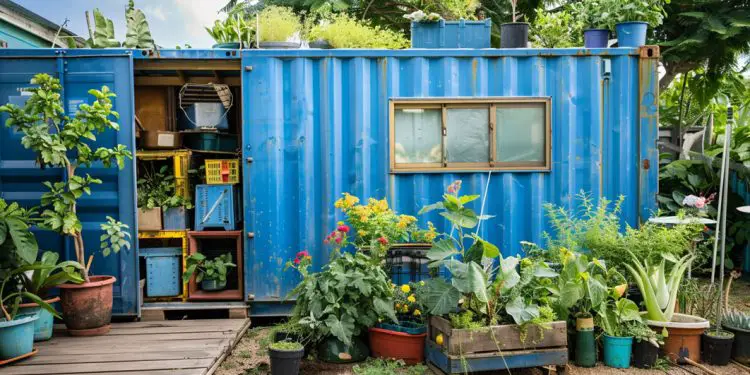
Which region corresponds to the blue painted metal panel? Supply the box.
[0,50,138,316]
[730,172,750,272]
[241,48,656,308]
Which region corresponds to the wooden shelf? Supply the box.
[187,231,243,301]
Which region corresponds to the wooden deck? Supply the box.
[4,319,250,375]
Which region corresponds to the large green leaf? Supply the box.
[92,9,120,48]
[426,239,458,266]
[451,262,488,303]
[325,314,355,346]
[423,278,461,315]
[6,217,38,265]
[616,298,642,322]
[505,296,540,325]
[440,207,478,228]
[373,297,397,323]
[586,276,607,308]
[124,8,155,49]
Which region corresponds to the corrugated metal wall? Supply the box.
[241,49,657,309]
[730,172,750,272]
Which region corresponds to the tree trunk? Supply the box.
[66,164,89,283]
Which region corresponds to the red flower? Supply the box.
[335,237,342,244]
[294,257,301,265]
[338,225,350,233]
[378,236,388,245]
[297,250,310,258]
[323,239,329,245]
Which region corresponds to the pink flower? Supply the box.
[378,236,388,245]
[323,239,329,245]
[294,257,301,265]
[337,225,350,233]
[447,180,462,194]
[694,197,706,209]
[335,237,342,244]
[297,250,310,258]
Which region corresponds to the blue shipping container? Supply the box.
[0,47,660,317]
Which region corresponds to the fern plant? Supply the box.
[257,6,301,42]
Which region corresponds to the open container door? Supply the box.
[0,50,138,316]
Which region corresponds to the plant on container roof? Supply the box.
[256,6,302,43]
[307,14,409,49]
[403,10,442,23]
[610,0,667,28]
[530,8,582,48]
[570,0,611,30]
[205,14,255,47]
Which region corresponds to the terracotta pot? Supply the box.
[58,276,116,336]
[646,313,709,362]
[369,327,427,365]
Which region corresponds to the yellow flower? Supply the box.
[377,199,389,212]
[413,309,421,316]
[400,284,411,293]
[613,284,628,298]
[407,295,416,303]
[419,281,425,286]
[402,305,409,313]
[360,215,369,223]
[436,334,444,345]
[395,303,401,309]
[358,230,367,237]
[396,221,407,229]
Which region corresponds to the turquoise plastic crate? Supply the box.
[183,132,238,152]
[141,247,181,297]
[195,184,237,230]
[411,19,492,48]
[376,321,427,335]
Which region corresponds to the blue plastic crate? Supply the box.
[163,207,188,230]
[386,245,437,284]
[411,19,492,49]
[141,247,181,297]
[376,321,427,335]
[194,184,237,231]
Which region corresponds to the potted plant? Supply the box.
[630,323,662,369]
[501,0,529,48]
[702,329,734,366]
[610,0,666,47]
[0,264,58,360]
[570,0,610,48]
[0,74,133,336]
[137,165,193,230]
[268,340,304,375]
[623,250,709,362]
[288,249,395,363]
[183,252,236,291]
[723,310,750,365]
[306,14,409,49]
[19,251,84,341]
[596,295,643,369]
[369,281,427,364]
[405,10,491,49]
[256,6,302,49]
[206,14,254,49]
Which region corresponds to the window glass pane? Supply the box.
[495,105,545,162]
[445,108,489,163]
[394,108,442,164]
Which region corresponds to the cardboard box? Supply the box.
[138,207,162,231]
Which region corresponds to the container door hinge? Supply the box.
[244,65,253,72]
[642,159,650,170]
[246,157,253,164]
[247,231,255,238]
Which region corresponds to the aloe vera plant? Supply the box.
[623,250,694,322]
[724,310,750,330]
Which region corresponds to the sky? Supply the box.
[17,0,229,48]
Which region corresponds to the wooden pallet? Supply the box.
[425,340,568,374]
[141,301,248,321]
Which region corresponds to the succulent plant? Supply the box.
[723,309,750,330]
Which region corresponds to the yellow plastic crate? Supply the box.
[205,159,239,184]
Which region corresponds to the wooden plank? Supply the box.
[205,318,251,375]
[43,332,234,344]
[430,316,567,355]
[135,60,240,71]
[18,351,216,365]
[73,371,203,375]
[2,358,215,375]
[35,339,228,354]
[97,326,240,335]
[54,319,244,331]
[135,76,241,87]
[426,340,568,374]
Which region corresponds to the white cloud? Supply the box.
[143,5,167,21]
[172,0,226,37]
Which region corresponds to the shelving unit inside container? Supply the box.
[132,58,246,313]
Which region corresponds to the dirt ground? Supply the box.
[217,278,750,375]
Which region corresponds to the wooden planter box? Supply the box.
[138,208,162,231]
[426,316,568,374]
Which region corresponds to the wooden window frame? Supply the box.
[389,97,552,173]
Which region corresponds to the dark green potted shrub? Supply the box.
[268,341,304,375]
[183,252,236,291]
[0,74,133,337]
[596,296,643,369]
[500,0,529,48]
[257,6,302,49]
[205,15,254,49]
[610,0,666,47]
[723,310,750,365]
[630,323,662,369]
[570,0,610,48]
[137,165,193,230]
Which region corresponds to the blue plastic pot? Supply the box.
[584,29,609,48]
[19,297,58,341]
[602,334,633,368]
[616,22,648,47]
[0,314,38,359]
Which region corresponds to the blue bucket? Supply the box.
[19,299,57,342]
[602,334,633,368]
[584,29,609,48]
[0,314,38,359]
[616,22,648,47]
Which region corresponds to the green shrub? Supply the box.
[257,6,301,42]
[530,8,582,48]
[307,14,409,49]
[269,341,303,351]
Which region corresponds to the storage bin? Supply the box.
[141,247,181,297]
[183,132,238,152]
[194,184,237,230]
[141,130,182,150]
[178,103,229,130]
[411,19,492,49]
[138,208,162,231]
[205,159,240,184]
[163,207,188,230]
[386,244,439,284]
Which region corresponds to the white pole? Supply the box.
[716,105,733,331]
[711,111,731,286]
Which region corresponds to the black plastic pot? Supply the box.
[269,346,304,375]
[724,324,750,365]
[500,23,529,48]
[632,339,659,369]
[309,39,332,49]
[627,284,643,308]
[259,41,301,49]
[702,330,734,366]
[274,331,310,357]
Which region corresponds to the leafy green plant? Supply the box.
[100,216,132,257]
[205,15,255,46]
[20,251,84,299]
[393,282,426,323]
[570,0,613,29]
[76,2,155,49]
[290,251,396,346]
[624,250,693,322]
[610,0,667,28]
[183,252,236,284]
[137,165,193,210]
[724,309,750,330]
[595,296,642,337]
[268,341,303,351]
[0,74,132,282]
[0,198,39,267]
[353,358,428,375]
[629,321,663,347]
[257,6,302,42]
[1,264,59,322]
[530,8,582,48]
[307,14,409,49]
